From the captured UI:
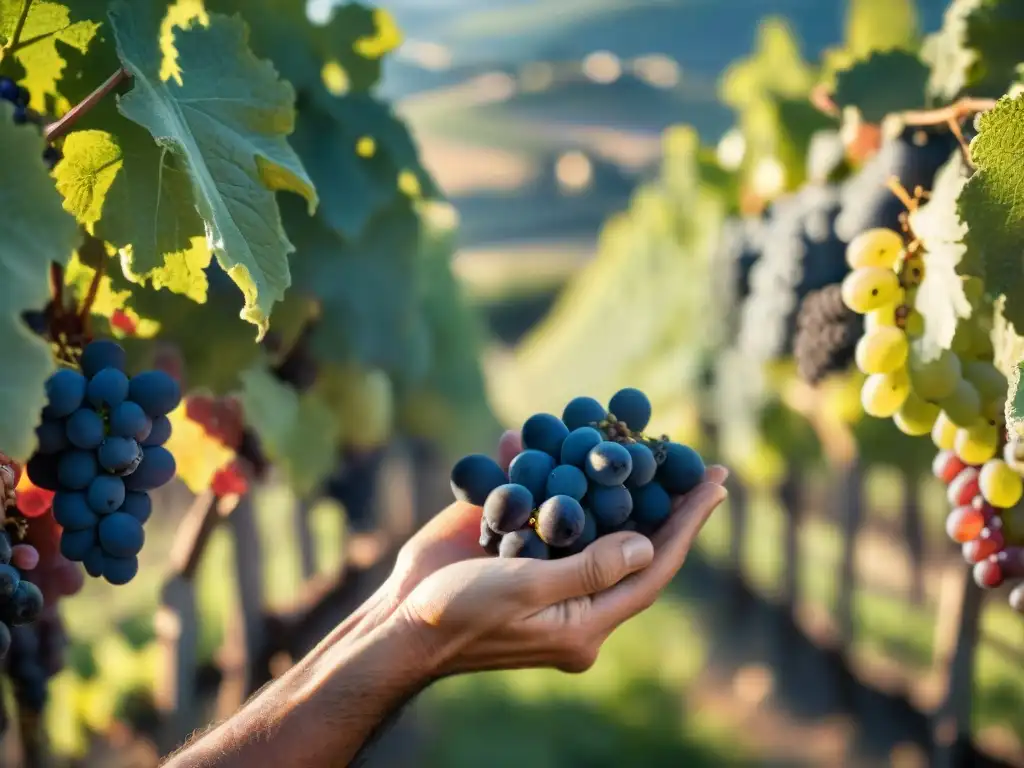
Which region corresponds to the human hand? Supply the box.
[392,431,728,677]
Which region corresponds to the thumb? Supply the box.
[538,532,654,603]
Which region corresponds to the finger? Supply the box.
[414,500,484,546]
[591,482,726,625]
[497,430,523,472]
[704,464,729,486]
[526,532,654,605]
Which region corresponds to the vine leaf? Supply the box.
[287,197,430,380]
[924,0,1024,100]
[104,1,317,338]
[832,49,929,123]
[0,0,107,107]
[0,109,80,460]
[909,152,971,359]
[206,0,401,96]
[959,95,1024,330]
[290,92,435,241]
[238,364,339,499]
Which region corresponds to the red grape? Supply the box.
[948,467,982,507]
[963,525,1006,563]
[49,561,84,598]
[933,450,967,484]
[997,546,1024,580]
[974,557,1005,588]
[946,505,987,543]
[12,544,39,571]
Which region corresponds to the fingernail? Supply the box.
[622,537,653,568]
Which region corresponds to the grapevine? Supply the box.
[0,0,487,757]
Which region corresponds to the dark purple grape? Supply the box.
[562,397,607,431]
[498,529,549,559]
[450,454,507,506]
[483,484,534,534]
[535,495,586,547]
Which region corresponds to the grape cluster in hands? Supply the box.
[25,340,180,585]
[841,228,1024,612]
[451,388,706,559]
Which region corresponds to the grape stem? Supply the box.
[898,97,999,168]
[44,67,132,144]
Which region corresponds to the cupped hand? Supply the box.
[392,431,728,677]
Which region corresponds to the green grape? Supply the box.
[954,421,999,465]
[865,304,899,331]
[963,361,1006,421]
[846,228,904,269]
[908,348,961,402]
[854,326,908,374]
[979,459,1024,508]
[931,411,958,450]
[897,252,925,288]
[902,309,925,339]
[963,360,1006,400]
[861,369,910,418]
[841,267,903,314]
[894,393,940,436]
[937,378,982,427]
[969,324,995,361]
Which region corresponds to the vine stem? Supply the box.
[44,67,131,144]
[898,97,998,168]
[5,0,31,55]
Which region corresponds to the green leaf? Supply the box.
[104,0,317,337]
[908,152,971,358]
[0,108,80,460]
[395,202,499,456]
[959,94,1024,330]
[206,0,401,96]
[924,0,1024,100]
[56,125,213,303]
[118,264,312,393]
[238,364,340,499]
[290,92,435,241]
[820,0,919,83]
[287,196,430,380]
[0,0,107,108]
[832,50,930,123]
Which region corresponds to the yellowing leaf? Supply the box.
[101,1,317,336]
[164,403,235,493]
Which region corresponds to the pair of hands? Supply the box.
[382,430,729,678]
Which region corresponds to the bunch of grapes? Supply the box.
[841,228,1024,611]
[25,339,180,585]
[793,283,863,384]
[0,77,60,168]
[450,388,705,559]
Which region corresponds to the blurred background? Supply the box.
[9,0,1024,766]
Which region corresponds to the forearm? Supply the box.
[164,614,436,768]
